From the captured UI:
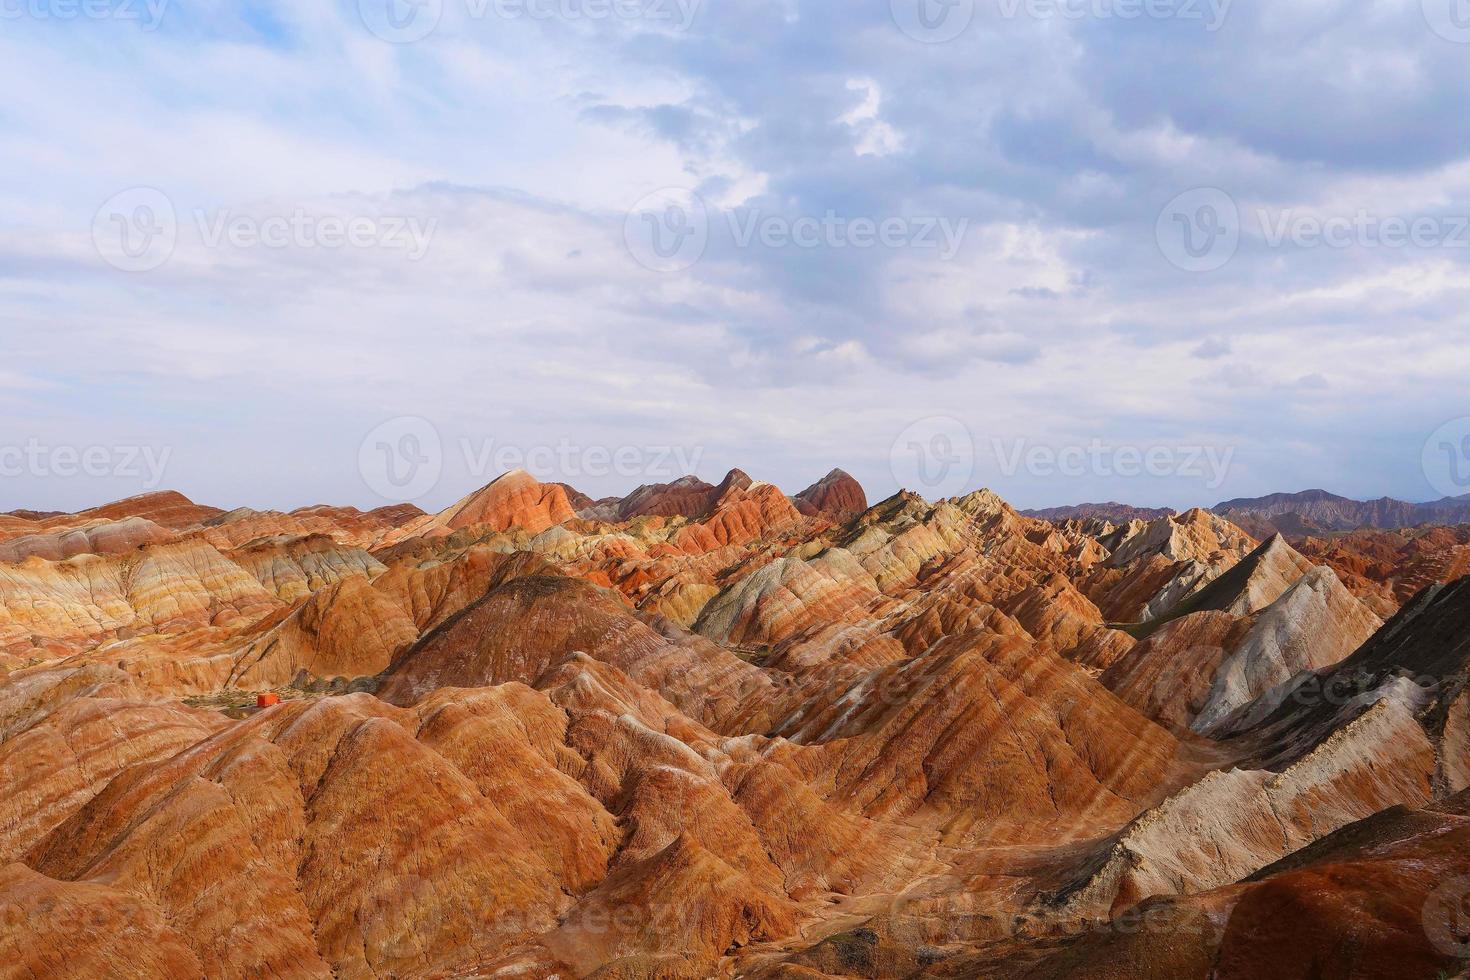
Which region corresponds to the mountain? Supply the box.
[1024,489,1470,536]
[793,468,868,520]
[1213,488,1470,531]
[1022,501,1176,522]
[0,464,1466,977]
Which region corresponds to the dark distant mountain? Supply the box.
[1213,489,1470,532]
[1021,501,1175,523]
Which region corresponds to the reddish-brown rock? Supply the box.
[1,471,1466,978]
[794,468,868,521]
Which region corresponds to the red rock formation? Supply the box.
[795,468,868,521]
[377,471,577,546]
[0,517,174,562]
[58,490,225,532]
[1,471,1466,978]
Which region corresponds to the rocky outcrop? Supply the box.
[1215,488,1470,531]
[936,791,1470,979]
[378,470,578,547]
[794,469,868,521]
[1051,696,1435,918]
[1104,509,1255,571]
[229,534,386,601]
[0,472,1465,978]
[436,469,579,533]
[1191,566,1381,733]
[0,517,174,563]
[1296,524,1470,614]
[0,539,280,657]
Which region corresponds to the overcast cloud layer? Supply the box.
[3,0,1470,514]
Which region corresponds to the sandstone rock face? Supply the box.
[0,692,226,862]
[794,468,869,521]
[197,503,424,550]
[1445,688,1470,793]
[0,863,207,978]
[1155,534,1315,622]
[51,490,225,532]
[1104,508,1255,570]
[229,534,387,601]
[932,791,1470,980]
[0,517,174,563]
[436,468,578,534]
[0,473,1466,977]
[610,473,723,520]
[1191,566,1382,733]
[1296,524,1470,614]
[1101,610,1254,732]
[0,539,280,657]
[228,575,420,690]
[1052,697,1436,919]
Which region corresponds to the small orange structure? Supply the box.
[257,693,281,709]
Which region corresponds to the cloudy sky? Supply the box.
[4,0,1470,514]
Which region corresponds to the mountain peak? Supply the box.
[794,469,867,521]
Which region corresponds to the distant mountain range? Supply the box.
[1020,502,1176,522]
[1026,489,1470,533]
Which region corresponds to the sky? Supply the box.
[3,0,1470,515]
